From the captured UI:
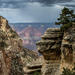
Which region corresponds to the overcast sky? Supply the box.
[0,0,75,23]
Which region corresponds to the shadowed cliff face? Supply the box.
[0,16,38,75]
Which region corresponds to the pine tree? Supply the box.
[55,7,75,31]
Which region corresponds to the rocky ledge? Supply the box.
[36,24,75,75]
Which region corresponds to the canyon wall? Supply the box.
[36,23,75,75]
[0,16,38,75]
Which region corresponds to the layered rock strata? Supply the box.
[24,56,44,75]
[61,23,75,70]
[24,64,42,75]
[36,28,63,75]
[36,23,75,75]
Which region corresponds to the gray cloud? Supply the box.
[0,0,32,8]
[59,1,75,8]
[38,0,75,8]
[0,0,75,23]
[0,0,74,8]
[37,0,72,5]
[0,2,27,8]
[65,5,75,7]
[60,4,75,8]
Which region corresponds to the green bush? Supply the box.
[55,7,75,32]
[62,67,75,75]
[60,23,72,31]
[33,72,41,75]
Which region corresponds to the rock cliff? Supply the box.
[37,28,63,75]
[60,23,75,71]
[0,16,38,75]
[0,16,75,75]
[36,23,75,75]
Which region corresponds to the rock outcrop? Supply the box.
[0,16,38,75]
[36,28,63,75]
[60,23,75,71]
[24,56,44,75]
[24,64,42,75]
[36,23,75,75]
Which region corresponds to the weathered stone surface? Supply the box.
[36,28,63,75]
[36,24,75,75]
[24,65,41,75]
[41,62,61,75]
[61,23,75,66]
[0,16,38,75]
[37,28,63,59]
[0,51,8,75]
[24,56,44,75]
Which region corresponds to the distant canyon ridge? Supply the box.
[10,23,59,50]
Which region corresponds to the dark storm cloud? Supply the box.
[0,0,74,8]
[0,0,33,8]
[0,0,27,8]
[37,0,75,8]
[37,0,72,5]
[59,1,75,8]
[61,4,75,8]
[0,0,74,23]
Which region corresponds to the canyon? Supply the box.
[25,23,75,75]
[0,16,75,75]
